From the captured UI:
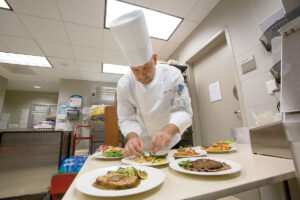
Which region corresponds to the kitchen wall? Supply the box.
[57,79,117,151]
[169,0,282,127]
[0,75,7,114]
[2,90,58,122]
[169,0,286,199]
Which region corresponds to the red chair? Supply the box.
[48,173,77,200]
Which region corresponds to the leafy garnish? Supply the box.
[178,161,193,167]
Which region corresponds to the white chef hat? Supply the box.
[109,10,153,67]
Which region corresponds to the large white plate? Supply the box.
[92,152,124,159]
[201,146,237,153]
[169,157,241,175]
[121,155,174,166]
[173,147,207,158]
[75,165,165,197]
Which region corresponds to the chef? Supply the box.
[110,10,193,156]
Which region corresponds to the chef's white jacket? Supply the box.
[117,64,193,150]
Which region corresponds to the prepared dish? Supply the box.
[92,167,148,190]
[131,152,167,164]
[201,140,233,151]
[173,146,200,157]
[178,159,231,172]
[97,145,123,157]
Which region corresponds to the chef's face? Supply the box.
[131,53,157,85]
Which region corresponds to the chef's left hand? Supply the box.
[150,124,179,154]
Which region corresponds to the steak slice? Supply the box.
[93,174,140,190]
[192,159,223,171]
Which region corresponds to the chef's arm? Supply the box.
[168,71,193,135]
[117,84,143,138]
[161,123,179,138]
[126,132,139,140]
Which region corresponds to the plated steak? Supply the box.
[93,174,140,190]
[190,159,230,172]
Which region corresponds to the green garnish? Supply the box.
[178,161,192,167]
[225,140,233,147]
[103,151,123,157]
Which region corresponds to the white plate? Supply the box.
[169,157,241,175]
[121,155,174,166]
[173,148,207,158]
[75,165,165,197]
[92,152,124,159]
[201,146,237,153]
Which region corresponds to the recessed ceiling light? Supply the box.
[0,0,12,10]
[0,52,52,68]
[102,63,130,75]
[105,0,182,40]
[34,86,41,89]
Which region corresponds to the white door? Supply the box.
[189,35,243,145]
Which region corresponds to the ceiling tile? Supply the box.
[55,68,81,79]
[77,61,101,72]
[122,0,152,7]
[187,0,220,22]
[48,57,77,70]
[13,74,42,81]
[151,38,167,54]
[0,41,10,52]
[7,80,60,92]
[150,0,198,18]
[80,71,101,81]
[30,68,61,82]
[18,14,69,43]
[57,0,105,28]
[0,65,14,80]
[39,41,74,59]
[102,50,127,65]
[0,11,31,38]
[7,0,61,20]
[72,46,101,62]
[99,73,122,82]
[65,23,102,48]
[30,67,57,75]
[102,29,121,51]
[169,19,198,44]
[0,35,44,56]
[160,42,181,60]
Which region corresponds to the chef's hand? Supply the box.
[123,132,144,157]
[151,124,179,154]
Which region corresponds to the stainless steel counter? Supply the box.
[0,130,70,198]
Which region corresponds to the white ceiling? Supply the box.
[0,0,220,92]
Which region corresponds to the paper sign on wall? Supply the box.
[209,81,222,102]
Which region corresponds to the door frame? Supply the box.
[185,27,247,146]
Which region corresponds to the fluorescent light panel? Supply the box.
[103,63,130,75]
[0,52,52,68]
[34,86,41,89]
[106,0,182,40]
[0,0,11,10]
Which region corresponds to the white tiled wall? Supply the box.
[169,0,282,127]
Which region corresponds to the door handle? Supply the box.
[234,110,241,114]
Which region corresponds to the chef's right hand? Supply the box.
[123,132,144,157]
